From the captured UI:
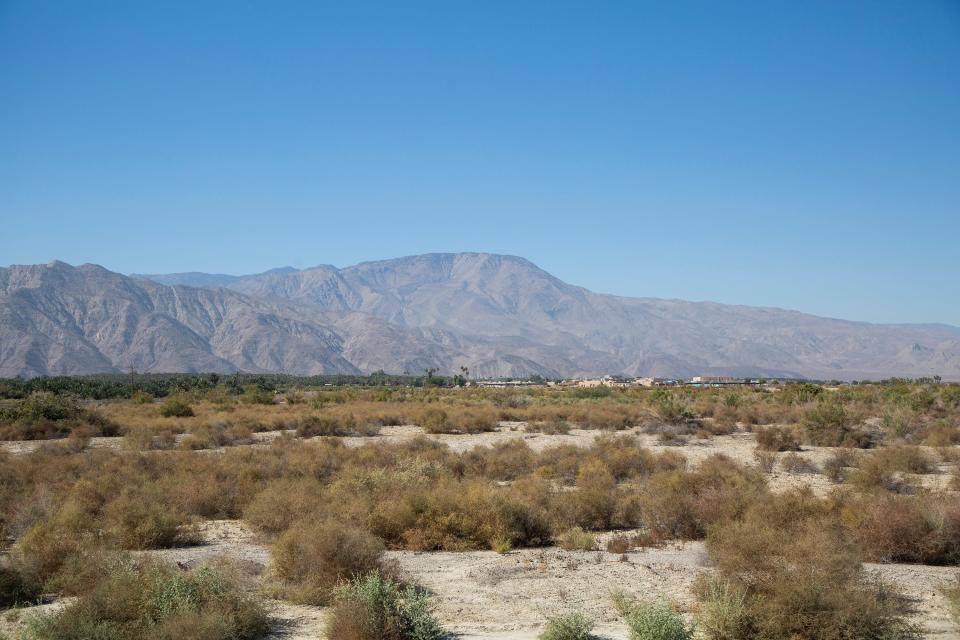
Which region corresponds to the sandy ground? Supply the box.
[7,518,954,640]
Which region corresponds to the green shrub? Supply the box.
[240,385,274,405]
[132,390,154,404]
[613,592,694,640]
[295,414,378,437]
[539,611,594,640]
[556,527,596,551]
[326,571,445,640]
[159,397,194,418]
[695,577,750,640]
[23,560,269,640]
[803,401,869,447]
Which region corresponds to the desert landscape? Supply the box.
[3,3,957,638]
[2,376,960,639]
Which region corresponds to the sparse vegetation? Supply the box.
[22,559,269,640]
[538,611,594,640]
[613,592,694,640]
[1,378,959,638]
[326,571,445,640]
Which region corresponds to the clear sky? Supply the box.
[2,1,958,325]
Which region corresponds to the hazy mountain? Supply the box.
[2,254,959,379]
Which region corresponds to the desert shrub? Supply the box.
[848,448,929,493]
[576,406,636,430]
[0,562,37,607]
[780,452,818,474]
[703,500,922,640]
[803,400,871,447]
[846,493,960,564]
[65,425,93,452]
[923,420,960,447]
[272,520,386,605]
[752,450,776,473]
[446,408,498,433]
[159,396,194,418]
[653,392,693,427]
[23,560,269,640]
[557,527,596,551]
[326,571,444,640]
[613,592,693,640]
[823,448,857,483]
[419,408,450,433]
[0,392,117,440]
[871,445,935,474]
[463,440,535,480]
[240,385,274,405]
[131,390,154,404]
[562,460,618,529]
[295,414,379,437]
[606,535,631,554]
[539,611,594,640]
[244,478,325,534]
[124,426,161,450]
[695,577,751,640]
[754,426,800,452]
[638,455,767,542]
[104,486,194,550]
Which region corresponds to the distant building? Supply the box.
[690,376,743,385]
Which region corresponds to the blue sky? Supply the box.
[2,1,958,325]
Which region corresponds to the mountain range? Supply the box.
[1,253,957,380]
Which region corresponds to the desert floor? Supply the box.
[3,423,959,639]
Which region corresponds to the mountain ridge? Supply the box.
[2,253,958,380]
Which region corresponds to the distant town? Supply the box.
[474,374,770,389]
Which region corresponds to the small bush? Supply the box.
[803,401,870,447]
[557,527,596,551]
[823,449,857,483]
[695,577,750,640]
[240,385,274,405]
[159,397,194,418]
[326,571,445,640]
[101,487,194,550]
[272,520,386,605]
[606,535,631,554]
[0,563,37,608]
[780,452,818,474]
[132,390,154,404]
[755,426,800,452]
[539,611,594,640]
[295,414,379,437]
[752,450,776,473]
[613,593,694,640]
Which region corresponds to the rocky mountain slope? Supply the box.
[2,255,958,379]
